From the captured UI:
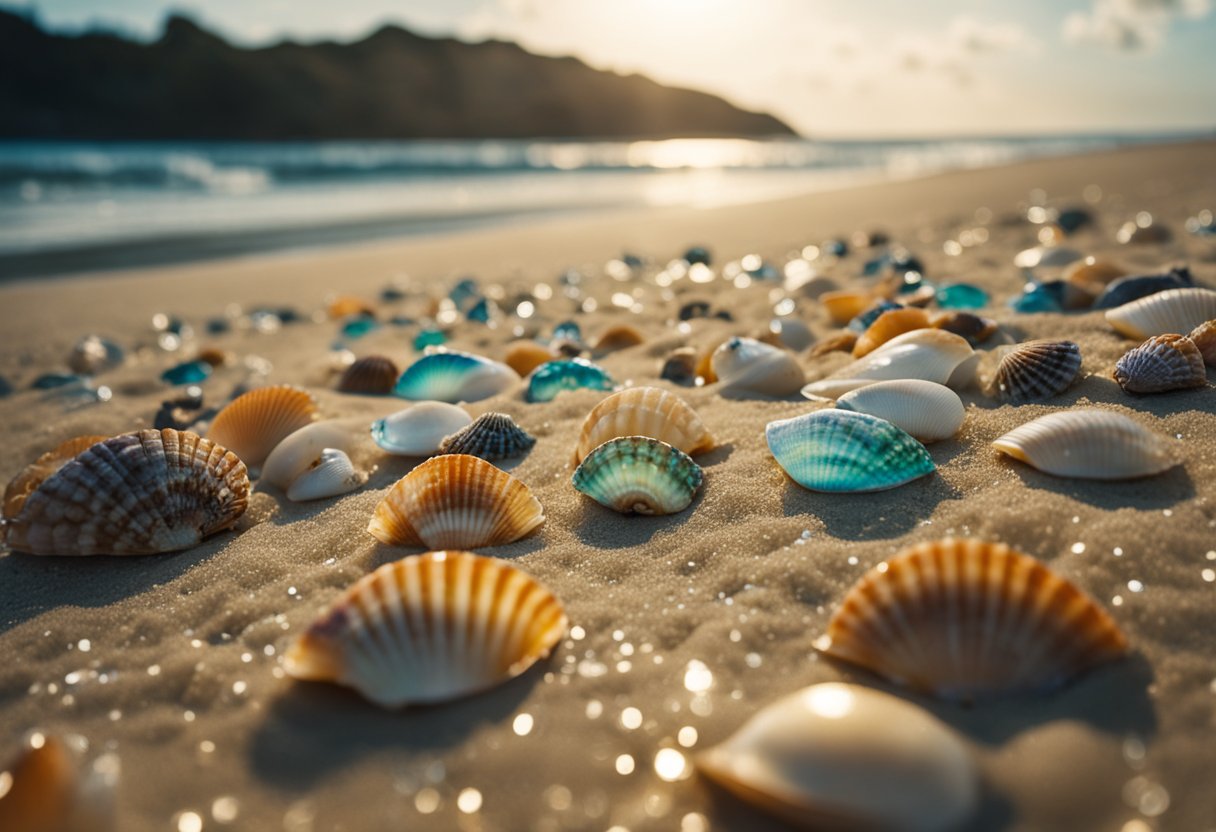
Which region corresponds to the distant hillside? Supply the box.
[0,10,795,140]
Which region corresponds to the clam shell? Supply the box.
[438,412,536,461]
[930,311,998,345]
[802,329,973,400]
[696,683,979,832]
[337,355,399,395]
[592,324,645,353]
[766,318,814,351]
[852,308,931,357]
[394,350,519,403]
[368,454,544,548]
[525,359,615,403]
[371,402,472,456]
[573,387,714,465]
[820,290,874,326]
[1189,320,1216,366]
[504,341,555,377]
[659,347,698,385]
[808,331,858,357]
[285,551,566,707]
[3,429,249,556]
[836,380,964,443]
[207,385,319,468]
[0,734,118,832]
[766,409,934,493]
[3,435,108,519]
[1105,287,1216,340]
[1113,333,1207,394]
[1091,267,1193,310]
[989,339,1082,403]
[819,538,1129,700]
[711,337,805,396]
[571,436,703,515]
[286,448,368,502]
[992,409,1177,479]
[262,421,357,489]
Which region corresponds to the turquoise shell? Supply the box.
[765,409,934,493]
[525,359,614,403]
[936,283,989,310]
[161,360,211,385]
[393,351,516,403]
[572,436,703,515]
[413,328,446,351]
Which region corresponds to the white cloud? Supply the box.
[1063,0,1211,52]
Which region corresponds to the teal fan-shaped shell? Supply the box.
[766,409,934,493]
[393,351,517,403]
[526,359,615,403]
[572,436,703,515]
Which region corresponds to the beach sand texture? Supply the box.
[1,141,1215,831]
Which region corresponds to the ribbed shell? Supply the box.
[836,380,965,443]
[394,351,519,403]
[571,436,703,515]
[573,387,714,464]
[438,412,537,461]
[504,341,555,377]
[1190,320,1216,366]
[1113,334,1207,394]
[852,308,931,357]
[525,359,615,403]
[371,402,472,456]
[802,329,974,400]
[3,434,108,519]
[285,551,566,707]
[1091,267,1194,310]
[659,347,698,385]
[711,337,805,396]
[337,355,399,395]
[819,538,1129,700]
[368,454,545,548]
[990,339,1082,403]
[930,311,998,345]
[592,324,645,353]
[766,410,935,493]
[992,409,1177,479]
[207,385,318,468]
[285,448,368,502]
[3,429,249,556]
[1105,287,1216,340]
[262,421,355,489]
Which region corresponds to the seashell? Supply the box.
[571,436,703,515]
[711,337,805,396]
[525,359,615,403]
[336,355,399,395]
[504,340,556,377]
[659,347,698,385]
[67,335,124,375]
[284,551,566,707]
[992,409,1177,479]
[847,299,902,334]
[808,330,858,357]
[989,339,1082,403]
[696,682,979,832]
[1113,334,1207,394]
[207,385,318,468]
[818,538,1129,700]
[552,320,583,344]
[1189,320,1216,366]
[3,429,249,556]
[852,308,931,357]
[263,421,359,489]
[286,448,368,502]
[439,412,536,461]
[161,360,211,386]
[195,345,232,368]
[1064,256,1127,292]
[1117,219,1170,245]
[1105,287,1216,340]
[766,409,934,492]
[327,295,375,319]
[573,387,714,464]
[678,300,712,321]
[802,329,973,400]
[1091,267,1194,310]
[930,311,998,345]
[836,380,964,443]
[820,290,874,326]
[394,351,519,403]
[1037,278,1096,311]
[1013,245,1083,269]
[765,317,814,351]
[695,339,726,383]
[3,434,108,520]
[592,324,645,354]
[368,454,544,549]
[785,272,838,300]
[371,402,472,456]
[0,734,119,832]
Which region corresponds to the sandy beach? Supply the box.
[1,140,1215,831]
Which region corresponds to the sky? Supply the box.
[19,0,1216,137]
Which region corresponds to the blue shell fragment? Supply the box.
[413,328,447,351]
[160,361,212,386]
[935,284,989,310]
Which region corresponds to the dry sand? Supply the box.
[1,140,1215,832]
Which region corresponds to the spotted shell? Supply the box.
[525,359,615,403]
[337,355,399,395]
[573,387,714,465]
[504,341,556,377]
[0,734,118,832]
[836,380,965,443]
[285,448,368,502]
[368,454,544,549]
[819,538,1129,700]
[1113,334,1207,394]
[284,551,566,708]
[989,339,1082,403]
[820,290,874,326]
[808,331,859,357]
[592,324,645,354]
[438,412,536,461]
[930,311,998,345]
[3,429,249,556]
[992,409,1177,479]
[711,337,805,397]
[3,434,108,519]
[571,436,703,515]
[1190,320,1216,366]
[394,351,519,403]
[207,385,319,468]
[371,402,472,456]
[852,308,931,357]
[802,329,974,400]
[1105,287,1216,340]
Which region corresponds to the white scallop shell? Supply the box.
[262,421,356,489]
[1105,287,1216,340]
[836,380,965,442]
[802,329,974,400]
[371,402,472,456]
[992,409,1178,479]
[286,448,369,502]
[711,337,805,396]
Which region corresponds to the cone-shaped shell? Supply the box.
[525,359,615,403]
[0,735,118,832]
[990,339,1082,403]
[372,402,472,456]
[571,436,703,515]
[394,351,519,403]
[286,448,368,502]
[438,412,536,461]
[3,429,249,556]
[573,387,714,465]
[1105,287,1216,340]
[802,329,973,400]
[1113,334,1207,394]
[696,683,979,832]
[1190,320,1216,366]
[821,290,874,326]
[284,551,566,707]
[711,337,805,396]
[3,435,108,519]
[368,454,544,549]
[852,308,931,357]
[766,410,934,493]
[819,539,1129,700]
[992,409,1177,479]
[593,324,645,353]
[337,355,399,395]
[207,385,318,468]
[504,341,555,377]
[836,380,964,443]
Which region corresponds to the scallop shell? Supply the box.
[504,341,555,377]
[1091,267,1193,310]
[573,387,714,465]
[820,290,874,326]
[3,429,249,556]
[284,551,566,707]
[836,380,964,443]
[3,434,108,519]
[368,454,544,548]
[992,409,1177,479]
[930,311,998,345]
[262,421,358,489]
[696,683,979,832]
[286,448,368,502]
[852,308,931,357]
[808,331,858,357]
[711,337,805,396]
[592,324,645,353]
[802,329,973,400]
[1105,287,1216,340]
[766,409,934,493]
[1189,320,1216,366]
[1113,334,1207,394]
[818,538,1129,700]
[438,412,536,461]
[571,436,703,515]
[989,339,1082,403]
[207,385,319,468]
[525,359,615,403]
[336,355,399,395]
[394,351,519,403]
[371,402,472,456]
[0,734,118,832]
[659,347,698,385]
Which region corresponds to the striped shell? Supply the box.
[766,409,934,493]
[989,339,1082,403]
[592,324,645,353]
[3,434,108,519]
[3,429,249,556]
[1105,287,1216,340]
[573,387,714,465]
[284,551,566,708]
[852,308,931,357]
[992,409,1177,479]
[525,359,615,403]
[336,355,399,395]
[802,329,974,400]
[571,436,703,515]
[207,385,319,468]
[836,380,965,443]
[818,539,1129,700]
[285,448,368,502]
[711,337,805,396]
[1190,320,1216,366]
[1113,334,1207,394]
[368,454,544,549]
[504,341,556,377]
[438,412,536,461]
[394,351,519,403]
[371,402,472,456]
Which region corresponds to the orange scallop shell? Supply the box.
[207,385,318,467]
